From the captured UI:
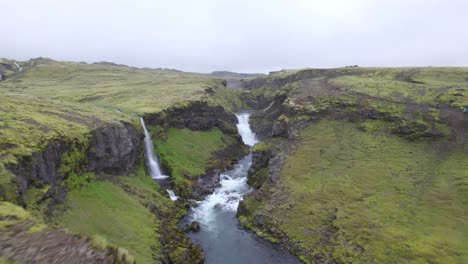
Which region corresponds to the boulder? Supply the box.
[188,221,201,232]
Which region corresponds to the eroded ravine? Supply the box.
[181,113,300,264]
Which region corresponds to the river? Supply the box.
[181,113,300,264]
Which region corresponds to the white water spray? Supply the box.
[236,113,259,146]
[140,118,168,179]
[14,62,23,72]
[191,113,259,228]
[140,117,181,201]
[166,190,179,201]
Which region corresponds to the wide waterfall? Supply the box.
[236,113,259,147]
[182,113,299,264]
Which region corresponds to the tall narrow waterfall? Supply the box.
[140,117,169,179]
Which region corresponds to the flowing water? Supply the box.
[140,117,169,180]
[14,62,23,71]
[166,189,179,201]
[140,117,174,191]
[182,113,300,264]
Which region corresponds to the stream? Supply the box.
[181,113,300,264]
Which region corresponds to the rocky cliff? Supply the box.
[4,121,142,212]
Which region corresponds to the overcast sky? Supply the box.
[2,0,467,73]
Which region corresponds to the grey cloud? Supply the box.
[2,0,467,73]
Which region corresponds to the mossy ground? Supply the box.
[0,202,35,232]
[241,119,468,263]
[0,58,223,114]
[153,127,239,192]
[333,67,468,109]
[55,178,166,264]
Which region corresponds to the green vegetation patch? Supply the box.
[56,181,160,264]
[0,202,34,231]
[332,67,468,108]
[154,127,237,186]
[242,120,468,264]
[118,163,173,218]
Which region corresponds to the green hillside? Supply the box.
[239,67,468,264]
[1,59,467,263]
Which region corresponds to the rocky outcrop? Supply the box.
[247,143,272,188]
[250,93,287,140]
[241,69,324,91]
[8,121,142,204]
[13,141,65,195]
[87,122,141,174]
[144,101,238,135]
[192,170,221,198]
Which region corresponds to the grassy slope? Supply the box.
[54,163,178,264]
[240,67,468,263]
[0,58,217,114]
[153,127,240,196]
[241,120,467,263]
[333,67,468,108]
[0,201,137,263]
[57,181,159,264]
[0,58,228,262]
[0,202,37,232]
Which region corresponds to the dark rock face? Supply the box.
[192,170,221,198]
[0,63,14,78]
[9,121,142,203]
[87,122,141,174]
[250,93,287,140]
[247,147,272,188]
[145,101,238,135]
[13,141,65,196]
[241,77,267,90]
[236,200,249,217]
[268,155,284,184]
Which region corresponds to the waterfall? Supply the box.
[14,62,23,71]
[139,117,169,179]
[190,113,259,225]
[166,190,179,201]
[140,117,181,201]
[183,113,299,263]
[236,113,259,146]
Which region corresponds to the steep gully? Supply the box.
[141,113,299,263]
